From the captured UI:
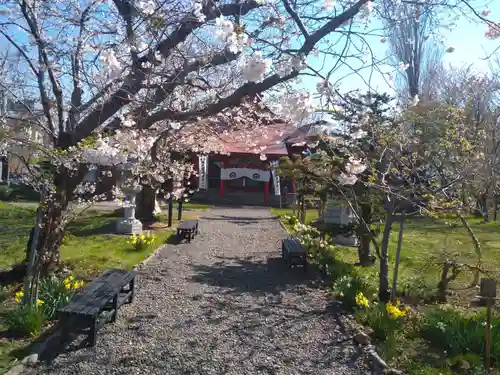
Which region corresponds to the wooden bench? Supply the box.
[176,219,199,243]
[58,268,136,347]
[282,237,307,269]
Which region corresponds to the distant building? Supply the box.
[0,96,48,181]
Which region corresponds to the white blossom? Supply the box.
[99,50,122,78]
[275,55,307,78]
[227,32,248,53]
[338,172,358,185]
[242,51,271,82]
[399,62,410,70]
[193,2,206,22]
[345,157,366,175]
[215,16,234,41]
[136,0,156,15]
[359,1,373,19]
[122,118,136,127]
[485,23,500,39]
[279,92,314,123]
[351,129,368,139]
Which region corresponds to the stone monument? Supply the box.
[116,165,143,235]
[323,198,359,247]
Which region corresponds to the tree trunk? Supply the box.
[379,210,394,302]
[136,184,156,222]
[458,213,482,285]
[357,202,375,266]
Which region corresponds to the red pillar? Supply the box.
[264,181,270,201]
[219,161,225,197]
[291,179,296,194]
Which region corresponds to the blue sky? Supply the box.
[299,2,500,98]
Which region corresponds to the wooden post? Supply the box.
[391,213,405,301]
[168,198,173,227]
[485,297,492,372]
[178,200,183,221]
[479,277,497,373]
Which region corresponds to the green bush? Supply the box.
[0,285,10,303]
[418,307,500,366]
[38,275,84,320]
[332,274,372,311]
[356,301,408,360]
[127,232,156,251]
[2,304,47,337]
[0,184,12,200]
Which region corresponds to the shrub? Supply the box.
[356,300,408,360]
[128,232,156,251]
[2,303,47,337]
[62,231,76,245]
[418,307,500,365]
[282,214,299,226]
[0,184,12,200]
[0,285,10,302]
[38,275,85,319]
[332,274,372,311]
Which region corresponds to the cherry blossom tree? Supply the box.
[0,0,497,303]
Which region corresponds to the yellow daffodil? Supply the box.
[15,290,24,303]
[73,280,85,289]
[65,282,72,290]
[355,292,369,308]
[36,299,44,306]
[386,301,407,318]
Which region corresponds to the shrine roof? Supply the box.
[216,121,307,155]
[163,100,311,155]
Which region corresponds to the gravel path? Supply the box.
[35,208,369,375]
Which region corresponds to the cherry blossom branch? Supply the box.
[73,0,262,144]
[20,0,65,138]
[146,0,369,126]
[283,0,310,38]
[68,2,96,131]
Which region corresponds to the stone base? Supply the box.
[332,235,358,247]
[116,218,143,235]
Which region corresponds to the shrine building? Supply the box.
[190,121,316,206]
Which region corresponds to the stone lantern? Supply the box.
[116,164,143,235]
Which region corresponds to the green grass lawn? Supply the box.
[0,201,197,373]
[273,207,500,374]
[272,207,500,300]
[160,202,211,211]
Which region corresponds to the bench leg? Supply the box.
[111,294,118,323]
[60,315,70,344]
[88,317,98,347]
[128,277,135,303]
[187,230,192,243]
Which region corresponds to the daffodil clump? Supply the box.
[14,290,45,306]
[386,300,408,319]
[355,292,370,308]
[128,231,156,250]
[63,275,85,290]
